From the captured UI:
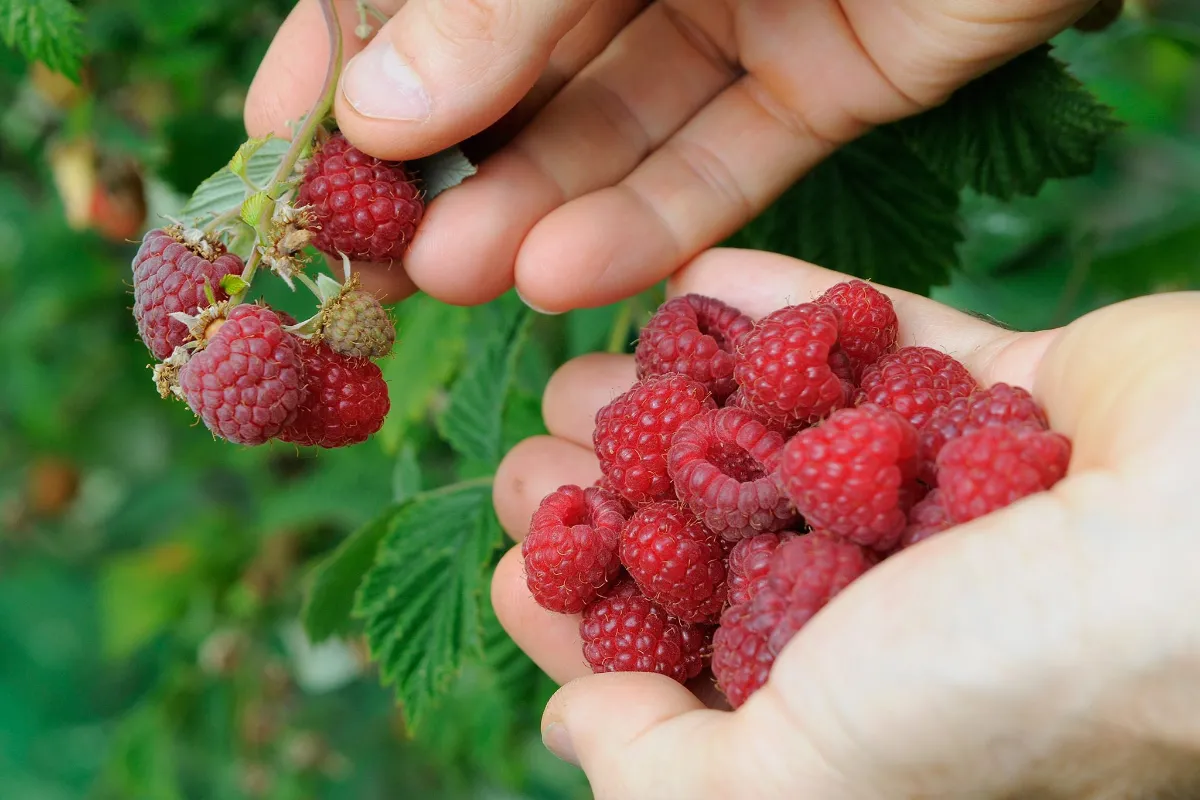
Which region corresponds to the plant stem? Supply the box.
[231,0,344,304]
[606,299,635,354]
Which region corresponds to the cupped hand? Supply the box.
[489,249,1200,799]
[245,0,1099,308]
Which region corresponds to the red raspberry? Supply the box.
[277,340,390,448]
[592,475,635,516]
[815,280,898,380]
[634,294,753,401]
[732,303,847,428]
[593,375,716,505]
[132,226,244,360]
[777,404,919,551]
[897,489,953,550]
[667,407,795,541]
[856,346,978,428]
[725,532,797,607]
[722,389,793,436]
[297,131,424,262]
[619,503,727,623]
[918,383,1050,485]
[178,305,305,445]
[937,426,1072,524]
[580,580,711,684]
[712,533,874,707]
[521,485,626,614]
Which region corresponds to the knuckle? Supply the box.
[428,0,519,44]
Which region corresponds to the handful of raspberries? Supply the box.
[522,283,1072,708]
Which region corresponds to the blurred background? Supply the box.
[1,1,1198,798]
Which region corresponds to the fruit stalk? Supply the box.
[230,0,344,305]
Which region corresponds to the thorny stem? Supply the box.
[231,0,344,305]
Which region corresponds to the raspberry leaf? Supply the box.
[898,45,1123,200]
[730,127,962,294]
[180,137,291,222]
[437,301,534,466]
[352,480,504,730]
[411,146,478,201]
[0,0,85,79]
[378,295,470,454]
[301,513,394,644]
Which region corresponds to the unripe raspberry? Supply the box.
[319,288,395,359]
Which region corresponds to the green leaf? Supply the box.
[730,127,963,294]
[378,294,470,453]
[898,45,1123,200]
[301,512,395,644]
[437,303,534,464]
[411,146,478,201]
[180,136,290,222]
[353,480,503,730]
[0,0,85,78]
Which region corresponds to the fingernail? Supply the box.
[516,288,561,316]
[341,40,432,121]
[542,723,579,766]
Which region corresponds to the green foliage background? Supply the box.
[1,2,1198,798]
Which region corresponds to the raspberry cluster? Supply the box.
[523,280,1074,707]
[132,226,395,449]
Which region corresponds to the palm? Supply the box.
[489,250,1200,798]
[245,0,1096,309]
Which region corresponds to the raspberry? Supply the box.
[619,503,727,623]
[319,288,395,359]
[634,294,753,401]
[521,485,626,614]
[918,383,1049,485]
[593,375,716,505]
[580,581,710,684]
[725,532,797,608]
[856,346,978,428]
[937,426,1072,524]
[178,305,305,445]
[297,131,424,262]
[722,389,793,436]
[777,404,919,551]
[132,226,244,360]
[897,489,953,550]
[666,407,795,541]
[732,303,847,428]
[815,280,898,379]
[277,340,390,448]
[712,533,874,707]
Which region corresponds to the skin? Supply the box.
[244,3,1200,795]
[244,0,1098,309]
[491,250,1200,799]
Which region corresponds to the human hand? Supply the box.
[245,0,1101,308]
[489,249,1200,799]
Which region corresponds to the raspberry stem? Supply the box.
[230,0,345,306]
[606,299,635,354]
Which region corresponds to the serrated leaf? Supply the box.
[301,511,395,644]
[378,295,469,453]
[411,146,477,201]
[898,45,1123,200]
[229,135,273,178]
[353,481,503,730]
[0,0,85,78]
[219,274,248,295]
[437,304,533,465]
[180,137,291,222]
[240,190,271,227]
[730,127,962,294]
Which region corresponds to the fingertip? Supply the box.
[543,353,637,445]
[493,436,600,541]
[491,545,592,684]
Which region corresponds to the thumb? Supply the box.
[542,672,778,799]
[335,0,595,160]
